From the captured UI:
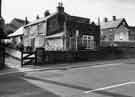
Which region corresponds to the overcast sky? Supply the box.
[2,0,135,25]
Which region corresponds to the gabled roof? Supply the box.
[68,16,90,23]
[8,26,24,37]
[6,18,26,34]
[6,24,18,31]
[24,12,58,27]
[10,18,25,28]
[101,18,125,29]
[24,11,90,28]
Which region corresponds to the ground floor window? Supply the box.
[82,35,95,49]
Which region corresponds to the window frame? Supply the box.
[82,35,95,49]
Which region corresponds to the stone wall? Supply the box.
[98,47,135,59]
[35,46,135,65]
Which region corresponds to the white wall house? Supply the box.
[101,17,129,42]
[114,25,129,41]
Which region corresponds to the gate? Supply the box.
[21,49,36,67]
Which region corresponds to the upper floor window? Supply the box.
[122,22,126,26]
[38,22,46,35]
[24,27,30,36]
[30,25,37,35]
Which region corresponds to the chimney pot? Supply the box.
[25,17,28,24]
[113,16,116,21]
[44,10,50,17]
[36,15,40,19]
[104,17,108,22]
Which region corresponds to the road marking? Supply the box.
[0,63,122,76]
[0,68,55,76]
[91,63,122,68]
[84,81,135,93]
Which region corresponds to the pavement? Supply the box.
[4,47,135,75]
[3,56,135,75]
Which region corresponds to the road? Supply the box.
[1,58,135,97]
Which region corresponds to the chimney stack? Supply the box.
[104,17,108,22]
[113,16,116,21]
[57,2,64,13]
[36,15,40,19]
[0,0,5,37]
[25,17,28,25]
[98,17,100,26]
[44,10,50,17]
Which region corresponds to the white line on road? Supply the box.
[84,81,135,93]
[0,68,54,76]
[91,63,122,68]
[0,62,126,76]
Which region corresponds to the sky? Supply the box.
[2,0,135,25]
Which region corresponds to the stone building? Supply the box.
[23,3,100,52]
[21,3,100,63]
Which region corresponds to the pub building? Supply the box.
[23,3,100,64]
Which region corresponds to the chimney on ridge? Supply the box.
[57,2,64,13]
[36,15,40,19]
[104,17,108,22]
[113,16,116,21]
[25,17,29,24]
[44,10,50,17]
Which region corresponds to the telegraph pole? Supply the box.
[0,0,6,69]
[0,0,1,17]
[0,0,5,37]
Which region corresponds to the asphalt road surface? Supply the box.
[1,58,135,97]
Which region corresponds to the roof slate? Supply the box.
[6,18,25,34]
[24,12,58,27]
[8,26,24,37]
[101,18,124,29]
[24,12,90,27]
